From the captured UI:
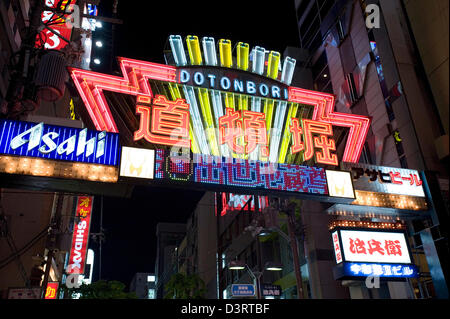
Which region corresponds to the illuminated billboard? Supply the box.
[67,196,93,275]
[335,229,412,264]
[331,228,418,279]
[342,162,425,197]
[0,119,119,166]
[69,35,371,168]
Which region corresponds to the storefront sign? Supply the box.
[67,196,93,275]
[342,162,425,197]
[343,262,418,278]
[260,284,281,297]
[231,284,255,297]
[332,228,412,264]
[0,119,119,166]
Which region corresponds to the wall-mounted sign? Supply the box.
[342,162,425,197]
[67,196,93,275]
[0,119,119,166]
[119,146,155,179]
[325,170,355,198]
[260,284,282,297]
[69,35,371,167]
[342,262,418,278]
[332,231,343,264]
[231,284,255,297]
[332,228,413,264]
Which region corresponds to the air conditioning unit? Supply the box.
[35,51,68,102]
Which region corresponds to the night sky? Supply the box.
[89,0,300,289]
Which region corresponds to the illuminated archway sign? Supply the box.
[69,35,372,200]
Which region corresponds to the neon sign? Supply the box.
[0,119,119,166]
[178,67,289,100]
[332,228,413,264]
[343,262,418,278]
[69,35,371,166]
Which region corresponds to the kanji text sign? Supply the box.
[338,229,412,264]
[232,284,255,297]
[342,162,425,197]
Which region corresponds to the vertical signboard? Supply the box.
[44,282,59,299]
[67,196,93,275]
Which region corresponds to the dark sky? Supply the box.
[89,0,300,289]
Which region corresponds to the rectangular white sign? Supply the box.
[326,170,355,198]
[120,146,155,179]
[339,229,412,264]
[332,231,343,264]
[342,162,425,197]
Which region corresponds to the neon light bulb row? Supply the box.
[168,34,296,85]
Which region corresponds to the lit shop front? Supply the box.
[0,35,440,298]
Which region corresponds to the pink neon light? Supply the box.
[70,57,370,164]
[69,58,177,132]
[288,87,371,163]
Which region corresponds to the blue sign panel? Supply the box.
[343,262,418,278]
[0,119,119,166]
[231,284,255,297]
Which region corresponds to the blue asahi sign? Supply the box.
[0,119,119,165]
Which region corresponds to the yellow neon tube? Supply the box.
[237,42,249,71]
[267,51,280,79]
[219,39,232,68]
[198,88,220,156]
[168,83,200,154]
[186,35,203,65]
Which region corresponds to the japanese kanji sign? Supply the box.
[341,162,425,197]
[334,229,412,264]
[44,282,59,299]
[69,35,372,168]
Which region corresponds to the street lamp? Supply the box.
[228,260,283,299]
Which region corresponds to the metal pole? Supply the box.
[99,195,103,280]
[41,249,54,299]
[286,204,304,299]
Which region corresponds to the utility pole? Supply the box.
[285,201,304,299]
